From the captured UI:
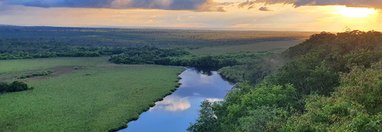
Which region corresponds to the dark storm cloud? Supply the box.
[239,0,382,9]
[2,0,225,11]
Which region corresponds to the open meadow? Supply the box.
[0,57,183,131]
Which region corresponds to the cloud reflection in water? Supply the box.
[206,98,224,103]
[153,96,191,112]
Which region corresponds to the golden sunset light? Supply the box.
[333,6,378,18]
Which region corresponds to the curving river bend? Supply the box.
[119,68,234,132]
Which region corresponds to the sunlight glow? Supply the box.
[334,6,377,18]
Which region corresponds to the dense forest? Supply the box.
[189,31,382,131]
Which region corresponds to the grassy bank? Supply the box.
[0,57,183,131]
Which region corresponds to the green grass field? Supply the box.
[0,57,110,74]
[0,57,183,131]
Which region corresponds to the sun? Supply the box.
[333,6,377,18]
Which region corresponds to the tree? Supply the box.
[284,61,382,131]
[188,101,219,132]
[337,61,382,113]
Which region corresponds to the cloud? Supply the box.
[238,0,382,9]
[197,0,225,12]
[2,0,225,11]
[238,1,256,8]
[259,6,272,11]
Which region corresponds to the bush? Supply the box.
[0,81,31,94]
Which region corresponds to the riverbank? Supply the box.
[110,69,184,131]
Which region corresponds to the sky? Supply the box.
[0,0,381,31]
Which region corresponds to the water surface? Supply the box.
[120,68,233,132]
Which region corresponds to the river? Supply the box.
[119,68,234,132]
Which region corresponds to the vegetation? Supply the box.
[218,55,282,83]
[190,31,382,132]
[0,26,310,131]
[0,25,310,60]
[108,47,245,70]
[0,57,183,131]
[153,55,238,70]
[5,26,381,131]
[284,62,382,131]
[108,46,189,64]
[188,40,303,56]
[0,26,311,48]
[0,81,31,94]
[18,71,52,79]
[0,57,109,73]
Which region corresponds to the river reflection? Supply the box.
[120,68,234,132]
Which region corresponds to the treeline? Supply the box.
[0,81,31,94]
[109,46,189,64]
[1,35,242,69]
[0,50,101,60]
[155,56,238,70]
[109,47,239,69]
[218,55,283,83]
[0,43,184,60]
[0,46,110,60]
[189,31,382,131]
